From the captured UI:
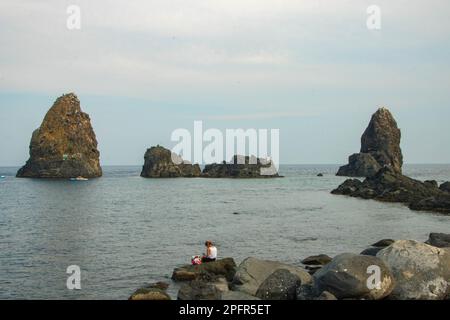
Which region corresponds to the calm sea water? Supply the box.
[0,164,449,299]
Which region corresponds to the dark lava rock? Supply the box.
[360,247,383,256]
[313,253,395,300]
[332,167,450,214]
[172,258,236,282]
[301,254,332,266]
[129,282,171,300]
[140,145,201,178]
[177,274,229,300]
[371,239,395,247]
[440,182,450,193]
[337,108,403,177]
[201,155,279,178]
[255,269,302,300]
[425,233,450,248]
[17,93,102,178]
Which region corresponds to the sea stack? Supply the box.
[201,155,279,178]
[337,107,403,177]
[16,93,102,178]
[140,145,201,178]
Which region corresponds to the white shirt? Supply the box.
[208,246,217,259]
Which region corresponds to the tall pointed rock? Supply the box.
[337,107,403,177]
[17,93,102,178]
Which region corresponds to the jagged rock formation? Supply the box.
[337,108,403,177]
[16,93,102,178]
[140,145,201,178]
[201,155,279,178]
[332,167,450,214]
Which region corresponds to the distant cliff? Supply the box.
[17,93,102,178]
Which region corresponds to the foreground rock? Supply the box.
[202,155,279,178]
[310,253,395,300]
[17,93,102,178]
[255,269,302,300]
[129,282,171,300]
[377,240,450,300]
[231,257,311,296]
[178,274,229,300]
[141,145,201,178]
[440,182,450,193]
[425,233,450,248]
[332,167,450,214]
[337,108,403,177]
[172,258,236,282]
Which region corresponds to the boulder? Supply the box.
[201,155,279,178]
[424,180,438,188]
[129,282,171,300]
[312,253,395,300]
[377,240,450,300]
[439,182,450,193]
[255,269,302,300]
[332,167,450,214]
[177,275,228,300]
[17,93,102,178]
[231,257,311,296]
[301,254,332,266]
[337,107,403,177]
[172,258,236,282]
[425,233,450,248]
[141,145,201,178]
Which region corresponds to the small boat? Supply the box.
[70,176,89,181]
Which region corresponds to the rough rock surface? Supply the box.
[332,167,450,214]
[231,257,311,296]
[255,269,302,300]
[312,253,395,300]
[129,282,171,300]
[440,182,450,193]
[172,258,236,282]
[17,93,102,178]
[201,155,279,178]
[220,291,261,300]
[316,291,338,300]
[425,233,450,248]
[178,275,229,300]
[371,239,395,247]
[141,145,201,178]
[337,108,403,177]
[377,240,450,300]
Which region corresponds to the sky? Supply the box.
[0,0,450,166]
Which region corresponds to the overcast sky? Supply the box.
[1,0,450,165]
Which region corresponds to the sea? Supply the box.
[0,164,449,299]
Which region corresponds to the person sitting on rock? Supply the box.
[201,240,217,263]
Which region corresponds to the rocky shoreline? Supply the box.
[130,233,450,300]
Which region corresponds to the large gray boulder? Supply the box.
[231,257,312,296]
[312,253,395,300]
[178,275,229,300]
[255,269,302,300]
[377,240,450,300]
